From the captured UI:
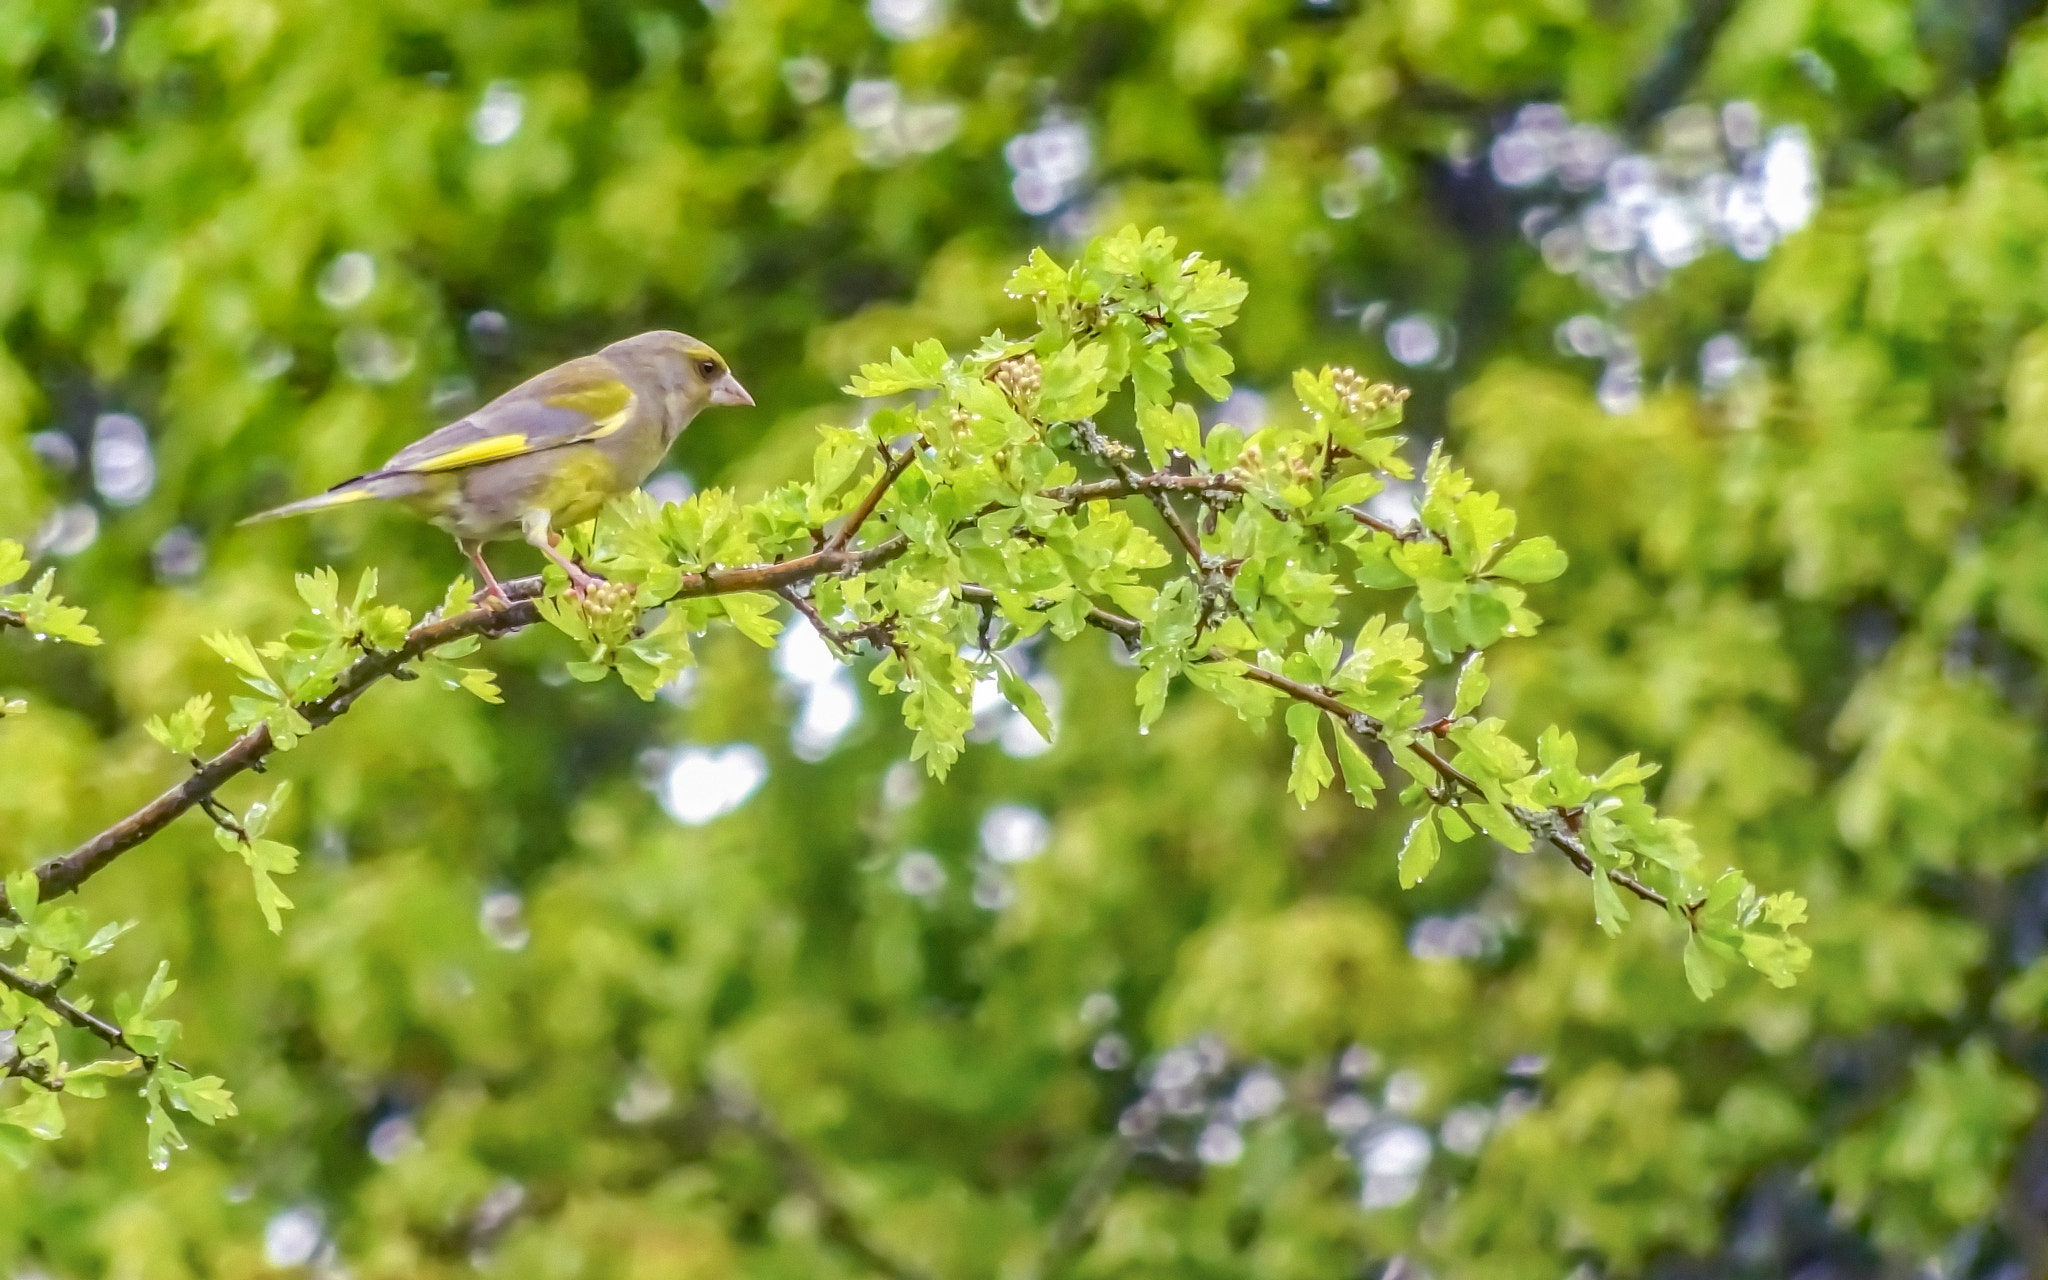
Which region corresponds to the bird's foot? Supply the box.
[561,562,605,598]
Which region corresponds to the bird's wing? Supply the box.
[376,356,640,476]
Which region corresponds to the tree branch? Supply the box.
[0,608,23,632]
[17,457,1658,928]
[1046,451,1436,549]
[10,538,912,917]
[1000,593,1693,918]
[827,441,919,552]
[709,1080,933,1280]
[953,584,1141,648]
[1042,474,1241,506]
[1073,423,1208,564]
[0,958,146,1064]
[1624,0,1741,130]
[777,585,901,658]
[1034,1134,1135,1278]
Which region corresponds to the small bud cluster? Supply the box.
[1331,367,1408,419]
[580,579,636,620]
[990,353,1042,408]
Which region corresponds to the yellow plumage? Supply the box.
[242,330,753,601]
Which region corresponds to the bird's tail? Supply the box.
[238,481,381,526]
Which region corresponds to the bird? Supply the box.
[243,330,753,604]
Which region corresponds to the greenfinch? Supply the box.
[245,330,752,602]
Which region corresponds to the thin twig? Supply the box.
[1018,597,1693,918]
[710,1080,933,1280]
[1624,0,1740,130]
[1073,422,1207,564]
[10,538,912,917]
[1347,507,1445,548]
[776,585,898,657]
[0,608,23,632]
[4,1053,60,1090]
[0,958,147,1063]
[827,443,918,552]
[1249,666,1682,911]
[953,584,1141,647]
[1042,474,1241,505]
[1040,455,1434,550]
[1035,1135,1136,1278]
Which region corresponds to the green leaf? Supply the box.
[6,869,39,921]
[720,593,783,647]
[243,781,291,840]
[439,574,478,618]
[1683,932,1730,1001]
[0,540,25,589]
[143,1075,186,1170]
[994,658,1053,746]
[457,665,504,703]
[847,339,950,396]
[1333,727,1382,808]
[1593,753,1660,790]
[1285,702,1333,806]
[1489,536,1568,583]
[1,1089,64,1142]
[143,694,214,757]
[295,566,340,616]
[1399,811,1441,888]
[1131,347,1174,410]
[1180,340,1235,400]
[1452,653,1489,717]
[4,570,100,645]
[203,632,274,686]
[1135,659,1176,729]
[1352,538,1411,590]
[1463,800,1532,852]
[811,434,867,500]
[1039,340,1110,420]
[1136,402,1201,469]
[1437,806,1475,841]
[159,1068,237,1125]
[1590,866,1630,936]
[241,839,299,934]
[1005,246,1068,299]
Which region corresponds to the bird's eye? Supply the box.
[698,359,719,377]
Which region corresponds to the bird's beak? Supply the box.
[710,373,754,407]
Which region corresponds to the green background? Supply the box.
[5,0,2048,1274]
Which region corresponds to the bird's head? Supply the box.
[606,331,754,435]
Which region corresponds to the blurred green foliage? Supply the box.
[5,0,2048,1275]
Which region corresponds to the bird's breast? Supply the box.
[531,447,624,527]
[430,446,625,541]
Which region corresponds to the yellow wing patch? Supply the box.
[394,379,635,475]
[545,382,637,441]
[403,433,534,473]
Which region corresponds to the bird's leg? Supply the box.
[521,510,601,596]
[461,540,510,608]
